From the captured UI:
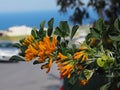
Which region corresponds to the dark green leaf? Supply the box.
[31,27,39,39]
[33,60,41,65]
[13,43,21,48]
[47,18,54,36]
[90,28,101,39]
[9,55,25,61]
[19,38,25,44]
[109,35,120,41]
[48,18,54,28]
[69,74,78,85]
[114,18,120,32]
[40,20,46,30]
[113,41,117,49]
[100,82,111,90]
[54,27,63,36]
[38,30,46,39]
[117,81,120,88]
[59,21,70,37]
[57,36,61,42]
[94,18,104,33]
[71,25,79,39]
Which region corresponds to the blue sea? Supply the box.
[0,9,98,30]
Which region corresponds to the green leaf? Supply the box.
[9,55,25,61]
[40,20,46,30]
[117,81,120,88]
[83,69,94,80]
[54,27,63,37]
[57,36,61,42]
[47,18,54,36]
[109,35,120,41]
[59,21,70,37]
[114,18,120,32]
[90,28,101,39]
[69,74,78,85]
[13,43,21,48]
[33,60,41,65]
[113,41,117,49]
[94,18,104,33]
[100,82,111,90]
[71,25,79,39]
[31,27,39,39]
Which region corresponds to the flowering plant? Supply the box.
[11,18,120,89]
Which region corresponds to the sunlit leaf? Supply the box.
[71,25,79,39]
[83,69,94,80]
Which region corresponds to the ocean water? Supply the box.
[0,9,98,30]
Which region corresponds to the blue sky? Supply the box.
[0,0,58,13]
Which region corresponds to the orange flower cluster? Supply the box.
[24,36,57,73]
[56,53,75,78]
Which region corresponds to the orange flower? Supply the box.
[25,45,38,61]
[56,52,68,63]
[36,36,57,73]
[51,37,57,51]
[56,53,74,78]
[73,52,83,60]
[79,79,89,85]
[22,35,34,46]
[41,56,53,73]
[58,64,74,78]
[73,51,88,62]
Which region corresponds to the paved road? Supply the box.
[0,61,61,90]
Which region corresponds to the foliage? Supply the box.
[10,18,120,89]
[56,0,120,24]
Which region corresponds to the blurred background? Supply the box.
[0,0,120,90]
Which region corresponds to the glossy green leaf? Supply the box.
[47,18,54,36]
[71,25,79,39]
[9,55,25,61]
